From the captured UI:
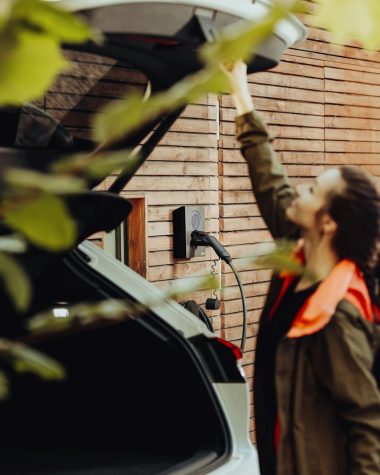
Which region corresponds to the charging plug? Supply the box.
[191,230,231,263]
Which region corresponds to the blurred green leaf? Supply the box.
[0,371,9,401]
[12,0,99,43]
[245,240,316,280]
[200,1,295,66]
[29,275,219,336]
[51,149,139,180]
[28,300,133,335]
[93,69,229,145]
[4,194,76,251]
[0,29,67,105]
[0,0,97,105]
[5,168,86,194]
[312,0,380,50]
[2,341,66,380]
[0,1,13,31]
[164,274,220,298]
[0,252,31,311]
[0,235,26,253]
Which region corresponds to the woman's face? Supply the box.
[286,168,345,232]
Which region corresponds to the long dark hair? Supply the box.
[326,166,380,304]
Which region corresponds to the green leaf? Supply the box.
[4,194,77,251]
[0,252,31,311]
[0,1,13,32]
[28,275,219,335]
[0,28,67,105]
[163,274,220,298]
[12,0,100,44]
[51,149,139,180]
[0,371,9,401]
[0,235,26,253]
[312,0,380,50]
[245,239,316,280]
[4,168,86,194]
[6,342,65,380]
[200,2,294,66]
[28,300,132,335]
[93,69,229,145]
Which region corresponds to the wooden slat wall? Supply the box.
[47,31,380,445]
[123,95,223,331]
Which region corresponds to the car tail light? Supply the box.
[215,337,242,361]
[189,335,245,383]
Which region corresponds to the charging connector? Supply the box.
[191,230,247,352]
[191,230,231,263]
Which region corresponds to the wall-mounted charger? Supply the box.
[173,205,206,259]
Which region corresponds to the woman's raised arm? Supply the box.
[223,61,298,239]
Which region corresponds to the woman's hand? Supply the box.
[221,60,254,116]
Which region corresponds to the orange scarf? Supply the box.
[288,259,373,338]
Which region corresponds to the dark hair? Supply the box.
[326,166,380,303]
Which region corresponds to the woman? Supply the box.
[224,61,380,475]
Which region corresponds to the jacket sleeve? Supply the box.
[236,111,298,239]
[311,310,380,474]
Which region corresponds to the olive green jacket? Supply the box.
[236,111,380,475]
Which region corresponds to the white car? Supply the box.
[0,1,306,474]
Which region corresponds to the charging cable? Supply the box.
[191,230,247,352]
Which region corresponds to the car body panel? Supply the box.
[79,240,259,474]
[79,240,210,338]
[58,0,307,48]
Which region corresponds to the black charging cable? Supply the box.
[191,230,247,352]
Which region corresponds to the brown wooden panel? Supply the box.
[147,261,215,281]
[252,71,324,91]
[325,129,380,141]
[159,132,216,148]
[270,57,324,77]
[148,219,218,237]
[138,161,218,177]
[325,91,380,108]
[221,97,325,116]
[223,323,260,341]
[149,146,217,162]
[133,190,219,206]
[326,141,380,153]
[221,111,324,128]
[220,217,266,232]
[326,116,380,131]
[325,104,380,120]
[325,66,380,86]
[325,153,380,165]
[128,197,147,278]
[220,230,272,246]
[326,79,380,97]
[221,191,256,204]
[148,249,212,266]
[125,176,218,192]
[221,162,324,178]
[149,204,218,222]
[221,282,270,301]
[220,204,261,218]
[221,149,325,165]
[222,309,262,329]
[222,296,266,314]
